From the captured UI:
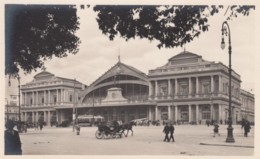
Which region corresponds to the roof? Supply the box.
[33,71,54,79]
[87,61,148,88]
[79,61,148,97]
[168,51,202,61]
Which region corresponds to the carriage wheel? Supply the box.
[112,133,117,138]
[95,130,104,139]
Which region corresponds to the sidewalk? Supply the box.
[199,125,254,148]
[19,124,254,155]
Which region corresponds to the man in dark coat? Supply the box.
[5,120,22,155]
[213,122,220,137]
[169,123,175,142]
[243,121,251,137]
[163,123,170,142]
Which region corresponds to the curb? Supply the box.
[200,143,254,148]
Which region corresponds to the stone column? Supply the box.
[56,110,59,123]
[168,79,172,99]
[63,90,66,103]
[189,77,192,97]
[25,93,27,106]
[188,105,192,123]
[155,106,158,120]
[168,105,171,120]
[32,92,34,106]
[36,112,39,123]
[219,104,222,122]
[155,81,158,99]
[211,104,214,121]
[48,111,51,126]
[44,111,46,123]
[149,81,152,98]
[219,75,222,93]
[48,90,51,104]
[175,79,178,98]
[61,89,64,104]
[196,105,199,124]
[57,89,59,104]
[211,76,214,93]
[175,105,178,122]
[44,90,46,105]
[25,112,27,122]
[32,112,35,123]
[196,77,199,97]
[36,91,39,106]
[148,107,152,120]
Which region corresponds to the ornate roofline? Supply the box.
[168,51,202,61]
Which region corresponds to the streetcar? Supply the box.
[77,115,104,127]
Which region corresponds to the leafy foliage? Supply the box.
[93,5,254,49]
[5,5,80,76]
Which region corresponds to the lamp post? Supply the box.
[210,92,213,124]
[92,91,95,126]
[221,21,235,143]
[73,78,76,132]
[18,77,21,122]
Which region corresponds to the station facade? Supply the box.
[20,51,254,125]
[20,71,85,126]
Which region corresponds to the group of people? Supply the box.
[34,122,44,131]
[162,123,175,142]
[4,120,45,155]
[162,120,252,143]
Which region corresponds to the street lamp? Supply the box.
[73,78,76,132]
[18,76,21,123]
[221,21,235,143]
[92,91,95,126]
[210,92,213,124]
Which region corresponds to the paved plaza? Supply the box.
[18,124,254,156]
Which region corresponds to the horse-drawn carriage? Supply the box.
[95,121,124,139]
[95,120,136,139]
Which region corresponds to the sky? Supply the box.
[4,5,256,98]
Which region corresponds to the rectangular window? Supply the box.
[70,95,73,102]
[202,112,210,119]
[42,98,44,104]
[54,96,57,103]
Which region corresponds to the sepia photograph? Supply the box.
[1,0,259,158]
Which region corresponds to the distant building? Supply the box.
[20,71,86,126]
[240,89,254,123]
[5,95,19,121]
[148,51,241,124]
[20,51,254,126]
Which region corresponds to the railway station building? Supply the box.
[20,51,254,125]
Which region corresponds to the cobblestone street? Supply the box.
[19,124,254,156]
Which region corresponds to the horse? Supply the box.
[122,121,136,137]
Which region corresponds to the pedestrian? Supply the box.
[213,122,220,137]
[206,120,210,127]
[39,123,43,130]
[169,123,175,142]
[243,121,251,137]
[163,123,170,142]
[34,122,39,130]
[23,124,27,133]
[4,120,22,155]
